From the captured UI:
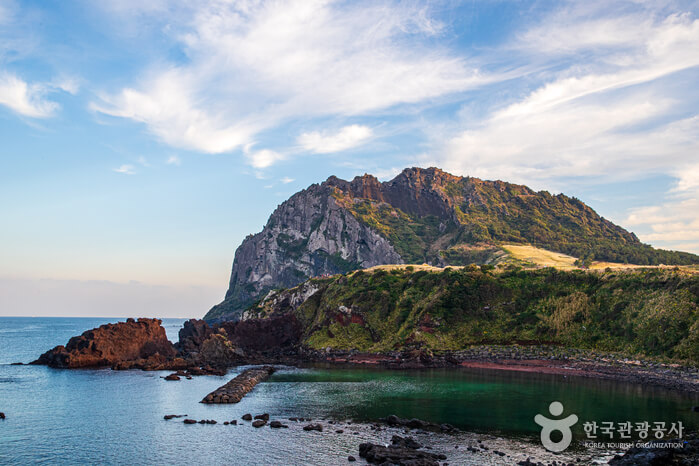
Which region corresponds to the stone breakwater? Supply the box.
[201,366,275,404]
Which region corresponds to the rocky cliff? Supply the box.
[206,178,403,322]
[205,167,699,322]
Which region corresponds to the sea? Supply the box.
[1,317,698,465]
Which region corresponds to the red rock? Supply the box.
[31,318,176,368]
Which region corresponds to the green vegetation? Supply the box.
[334,178,699,266]
[345,199,448,264]
[254,267,699,362]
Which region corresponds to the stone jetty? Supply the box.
[201,366,275,404]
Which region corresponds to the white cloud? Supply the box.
[430,4,699,255]
[625,197,699,253]
[0,72,60,118]
[438,9,699,185]
[298,124,373,153]
[280,177,294,184]
[166,155,181,166]
[92,69,256,154]
[673,161,699,193]
[112,164,135,175]
[92,1,483,155]
[244,148,284,169]
[137,156,150,167]
[52,76,80,95]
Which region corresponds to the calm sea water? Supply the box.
[0,317,697,464]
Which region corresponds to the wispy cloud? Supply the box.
[298,124,373,154]
[280,176,294,184]
[91,1,484,155]
[166,155,181,166]
[0,72,60,118]
[112,164,136,175]
[430,3,699,252]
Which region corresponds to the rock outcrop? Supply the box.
[175,318,213,358]
[31,318,176,368]
[205,167,699,322]
[359,435,447,465]
[196,332,244,368]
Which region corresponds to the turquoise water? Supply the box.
[1,317,697,464]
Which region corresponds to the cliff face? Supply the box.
[206,181,403,321]
[205,167,699,322]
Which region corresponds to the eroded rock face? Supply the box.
[31,318,176,368]
[196,333,244,368]
[176,318,213,357]
[218,315,302,353]
[205,179,403,322]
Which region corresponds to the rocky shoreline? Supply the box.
[296,345,699,393]
[160,411,629,465]
[30,318,699,395]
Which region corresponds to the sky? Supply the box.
[1,0,698,318]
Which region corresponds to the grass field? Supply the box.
[355,244,699,274]
[501,244,578,269]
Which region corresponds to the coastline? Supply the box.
[247,344,699,394]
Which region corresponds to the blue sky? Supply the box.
[1,0,698,317]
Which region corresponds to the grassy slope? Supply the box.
[252,266,699,363]
[331,178,699,266]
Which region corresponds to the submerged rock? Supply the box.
[380,414,458,433]
[358,437,447,466]
[252,420,267,428]
[303,424,323,432]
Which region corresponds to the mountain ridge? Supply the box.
[205,167,699,322]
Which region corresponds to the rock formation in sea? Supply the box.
[31,318,176,368]
[31,316,299,371]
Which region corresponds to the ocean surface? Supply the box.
[1,317,698,465]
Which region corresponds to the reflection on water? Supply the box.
[269,365,699,438]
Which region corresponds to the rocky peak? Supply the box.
[203,167,699,323]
